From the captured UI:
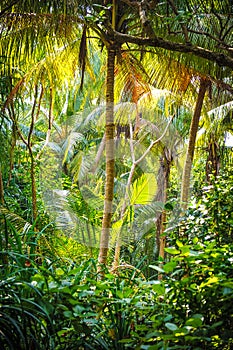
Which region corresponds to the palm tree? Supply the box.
[97,46,116,267]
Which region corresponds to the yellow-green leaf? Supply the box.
[130,173,157,205]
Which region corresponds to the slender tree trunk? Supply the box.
[0,165,4,205]
[0,166,8,266]
[98,47,116,267]
[7,122,16,186]
[156,155,170,259]
[113,161,136,269]
[181,79,209,210]
[29,148,37,222]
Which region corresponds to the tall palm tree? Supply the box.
[97,45,116,267]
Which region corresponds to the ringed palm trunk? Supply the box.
[181,78,209,210]
[156,155,171,259]
[98,46,116,267]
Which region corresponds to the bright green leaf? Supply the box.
[165,247,180,255]
[163,261,177,273]
[130,173,157,205]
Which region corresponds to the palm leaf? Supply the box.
[130,173,157,205]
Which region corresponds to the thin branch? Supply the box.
[36,87,54,159]
[35,84,44,120]
[185,28,232,49]
[28,84,38,147]
[135,115,175,165]
[129,121,135,163]
[8,104,28,147]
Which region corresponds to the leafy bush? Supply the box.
[1,243,232,350]
[142,241,233,349]
[179,167,233,245]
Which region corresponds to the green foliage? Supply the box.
[177,167,233,244]
[0,256,55,350]
[143,242,233,349]
[1,3,233,349]
[1,235,232,350]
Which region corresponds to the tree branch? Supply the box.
[111,30,233,70]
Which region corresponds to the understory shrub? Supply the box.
[1,242,232,350]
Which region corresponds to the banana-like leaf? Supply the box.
[130,173,157,205]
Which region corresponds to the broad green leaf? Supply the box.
[118,339,134,343]
[145,331,161,339]
[73,304,86,314]
[185,317,203,328]
[163,261,177,273]
[164,314,173,322]
[48,281,58,289]
[223,281,233,289]
[130,173,157,205]
[152,283,165,295]
[165,322,178,331]
[164,202,174,210]
[222,287,233,295]
[165,247,180,255]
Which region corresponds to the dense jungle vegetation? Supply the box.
[0,1,233,349]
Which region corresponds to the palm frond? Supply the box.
[62,131,85,164]
[0,206,31,233]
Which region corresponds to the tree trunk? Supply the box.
[206,141,220,182]
[29,148,37,222]
[112,161,136,270]
[181,79,208,210]
[98,47,116,268]
[0,165,4,205]
[7,122,16,186]
[156,155,171,260]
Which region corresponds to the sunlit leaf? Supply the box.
[130,173,157,205]
[164,247,180,255]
